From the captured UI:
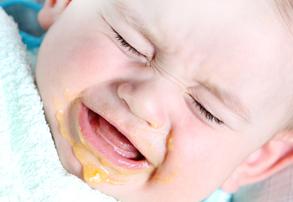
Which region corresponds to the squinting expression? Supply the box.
[36,0,293,201]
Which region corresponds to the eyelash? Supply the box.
[112,29,143,57]
[188,94,224,125]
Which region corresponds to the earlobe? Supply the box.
[221,131,293,193]
[38,0,71,29]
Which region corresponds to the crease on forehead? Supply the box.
[275,0,293,18]
[274,0,293,31]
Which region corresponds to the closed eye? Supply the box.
[187,93,224,125]
[112,28,146,57]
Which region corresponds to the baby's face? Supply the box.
[36,0,293,201]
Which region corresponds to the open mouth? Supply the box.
[78,103,149,170]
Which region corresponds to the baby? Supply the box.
[35,0,293,201]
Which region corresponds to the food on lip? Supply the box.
[56,103,115,185]
[167,134,174,152]
[150,132,175,184]
[55,99,151,186]
[73,144,110,186]
[77,102,150,169]
[56,105,127,186]
[54,89,77,143]
[73,143,125,187]
[91,110,142,160]
[152,170,177,184]
[56,109,75,145]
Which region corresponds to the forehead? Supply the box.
[111,0,293,71]
[112,0,287,49]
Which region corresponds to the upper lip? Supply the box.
[80,97,169,167]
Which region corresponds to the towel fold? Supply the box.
[0,8,117,202]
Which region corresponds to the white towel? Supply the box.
[0,8,117,202]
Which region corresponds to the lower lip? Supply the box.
[77,103,149,170]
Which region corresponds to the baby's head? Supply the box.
[36,0,293,201]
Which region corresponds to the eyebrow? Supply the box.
[198,80,251,122]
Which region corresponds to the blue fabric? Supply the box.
[203,190,232,202]
[0,0,44,49]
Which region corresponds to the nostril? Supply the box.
[117,82,167,130]
[117,83,133,103]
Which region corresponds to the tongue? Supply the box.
[88,110,141,160]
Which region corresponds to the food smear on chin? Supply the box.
[72,143,124,187]
[55,100,147,186]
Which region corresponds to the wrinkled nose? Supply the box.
[117,78,174,166]
[117,80,170,130]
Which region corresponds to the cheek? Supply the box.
[36,30,131,128]
[37,31,129,102]
[57,34,127,93]
[160,112,253,195]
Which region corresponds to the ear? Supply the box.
[221,130,293,193]
[38,0,72,29]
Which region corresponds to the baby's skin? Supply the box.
[36,0,293,201]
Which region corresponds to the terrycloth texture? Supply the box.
[0,8,117,202]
